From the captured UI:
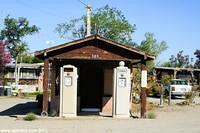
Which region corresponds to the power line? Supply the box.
[77,0,94,10]
[16,0,68,20]
[77,0,87,7]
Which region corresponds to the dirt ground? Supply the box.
[0,97,200,133]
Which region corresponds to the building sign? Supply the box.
[141,70,147,87]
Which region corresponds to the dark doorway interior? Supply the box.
[80,65,103,111]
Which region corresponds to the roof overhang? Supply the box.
[35,35,155,62]
[155,66,200,72]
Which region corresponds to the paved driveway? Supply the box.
[0,97,39,117]
[0,97,200,133]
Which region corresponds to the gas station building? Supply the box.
[35,35,154,118]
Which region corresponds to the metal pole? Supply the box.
[160,84,164,107]
[17,56,22,90]
[168,87,171,105]
[112,68,117,117]
[14,56,18,89]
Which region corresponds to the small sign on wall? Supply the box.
[141,70,147,88]
[118,77,126,88]
[64,76,72,86]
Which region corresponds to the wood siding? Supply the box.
[53,44,129,61]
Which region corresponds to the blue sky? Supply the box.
[0,0,199,64]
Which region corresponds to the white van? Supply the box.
[164,79,192,96]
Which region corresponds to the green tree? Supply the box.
[56,5,136,45]
[18,54,42,63]
[0,15,39,87]
[160,61,172,67]
[0,15,40,59]
[194,49,200,68]
[137,33,168,73]
[137,33,168,57]
[56,5,168,72]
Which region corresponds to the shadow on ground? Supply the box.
[148,95,186,100]
[0,102,41,116]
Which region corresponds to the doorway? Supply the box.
[80,66,103,112]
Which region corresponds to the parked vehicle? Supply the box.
[164,79,192,96]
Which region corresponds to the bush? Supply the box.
[147,112,157,119]
[23,91,43,97]
[36,94,43,108]
[31,91,43,95]
[185,92,196,104]
[23,112,37,121]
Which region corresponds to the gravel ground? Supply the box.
[0,97,200,133]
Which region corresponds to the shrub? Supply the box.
[23,112,37,121]
[185,92,196,104]
[36,94,43,108]
[147,112,157,119]
[31,91,43,95]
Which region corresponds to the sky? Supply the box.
[0,0,200,64]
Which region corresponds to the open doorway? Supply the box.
[80,66,103,113]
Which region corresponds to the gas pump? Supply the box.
[113,61,131,118]
[60,65,78,117]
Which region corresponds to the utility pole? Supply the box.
[77,1,92,37]
[86,4,92,37]
[14,56,18,89]
[17,56,22,90]
[14,55,22,90]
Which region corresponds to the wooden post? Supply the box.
[42,58,49,115]
[128,63,133,113]
[190,71,194,86]
[173,70,177,79]
[198,72,200,89]
[141,60,147,118]
[50,60,56,112]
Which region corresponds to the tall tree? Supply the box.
[137,32,168,73]
[0,15,39,87]
[56,5,136,45]
[137,33,168,57]
[194,49,200,68]
[56,5,168,73]
[0,15,39,59]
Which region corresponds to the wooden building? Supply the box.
[35,35,154,117]
[3,63,43,92]
[155,66,200,86]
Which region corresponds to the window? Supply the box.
[171,80,187,85]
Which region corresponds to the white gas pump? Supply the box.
[113,61,131,118]
[60,65,78,117]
